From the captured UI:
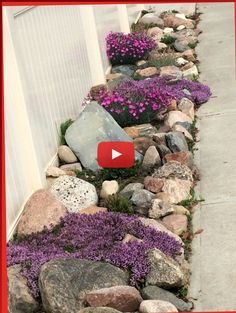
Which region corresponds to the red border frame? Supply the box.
[1,1,236,313]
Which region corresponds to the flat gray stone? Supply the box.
[166,132,189,153]
[111,65,136,77]
[120,183,144,199]
[141,286,192,312]
[65,102,142,171]
[131,189,155,208]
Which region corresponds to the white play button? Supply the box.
[112,149,122,160]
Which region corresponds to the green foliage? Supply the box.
[149,55,177,69]
[176,286,188,299]
[188,42,198,49]
[59,119,74,145]
[101,161,141,180]
[105,194,133,214]
[178,188,205,209]
[131,22,160,33]
[75,161,142,189]
[133,72,145,81]
[160,35,176,45]
[63,245,76,253]
[191,74,199,82]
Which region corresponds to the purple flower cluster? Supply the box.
[97,79,173,127]
[7,212,182,298]
[97,76,211,127]
[149,76,212,104]
[106,32,156,65]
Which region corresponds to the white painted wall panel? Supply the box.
[6,5,93,174]
[94,5,121,72]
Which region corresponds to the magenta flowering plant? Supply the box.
[97,76,211,127]
[97,79,174,127]
[7,212,182,298]
[106,31,157,65]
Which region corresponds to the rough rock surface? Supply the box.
[136,67,159,78]
[120,183,144,199]
[131,189,155,208]
[141,286,192,312]
[134,137,156,155]
[182,65,199,78]
[39,259,129,313]
[46,166,67,177]
[79,206,108,215]
[156,144,172,159]
[153,133,167,145]
[60,162,82,172]
[144,176,164,193]
[134,124,158,137]
[65,102,141,171]
[50,176,98,213]
[58,145,77,163]
[139,300,178,312]
[146,249,184,288]
[123,126,139,138]
[165,111,192,128]
[162,178,192,204]
[164,15,194,29]
[8,265,40,313]
[147,27,164,40]
[78,307,120,313]
[86,286,142,312]
[79,308,122,313]
[162,214,188,235]
[142,146,162,168]
[100,181,119,199]
[139,217,183,245]
[164,151,193,168]
[140,13,164,28]
[174,37,196,52]
[178,98,195,120]
[149,199,174,219]
[17,189,67,236]
[153,161,193,182]
[166,132,189,153]
[111,65,136,77]
[160,66,182,79]
[172,124,193,141]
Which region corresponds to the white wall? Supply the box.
[4,3,196,239]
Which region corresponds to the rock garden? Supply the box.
[7,7,212,313]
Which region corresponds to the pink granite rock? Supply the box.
[17,189,67,235]
[86,286,143,312]
[162,214,188,235]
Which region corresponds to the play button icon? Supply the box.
[112,149,122,160]
[97,142,135,168]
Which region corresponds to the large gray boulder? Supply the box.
[65,102,142,171]
[8,265,40,313]
[39,259,129,313]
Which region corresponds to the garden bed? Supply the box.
[8,7,212,313]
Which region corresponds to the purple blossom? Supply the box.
[96,76,211,127]
[106,32,156,65]
[7,212,182,298]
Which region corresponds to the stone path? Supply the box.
[190,3,236,311]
